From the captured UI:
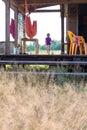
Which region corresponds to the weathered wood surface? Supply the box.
[0,54,87,63]
[17,0,87,5]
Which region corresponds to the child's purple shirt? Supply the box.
[45,37,51,45]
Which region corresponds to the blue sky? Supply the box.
[0,1,62,45]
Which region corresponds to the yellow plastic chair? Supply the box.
[72,35,87,54]
[80,36,87,54]
[67,31,76,54]
[67,31,86,54]
[74,35,83,54]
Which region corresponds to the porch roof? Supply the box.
[3,0,87,14]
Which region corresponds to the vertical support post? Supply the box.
[23,15,25,38]
[14,8,18,48]
[5,0,10,54]
[61,4,64,54]
[23,15,26,53]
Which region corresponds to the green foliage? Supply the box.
[24,65,49,71]
[39,45,46,50]
[5,65,49,71]
[26,43,35,51]
[6,65,13,71]
[53,65,68,85]
[26,40,61,52]
[51,40,61,50]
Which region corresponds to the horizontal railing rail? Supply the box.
[0,71,87,76]
[0,60,87,65]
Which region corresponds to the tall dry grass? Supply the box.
[0,72,87,130]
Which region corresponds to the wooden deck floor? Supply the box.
[0,54,87,74]
[0,54,87,64]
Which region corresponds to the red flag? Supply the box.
[10,18,15,39]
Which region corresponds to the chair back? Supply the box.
[80,36,85,44]
[67,31,76,43]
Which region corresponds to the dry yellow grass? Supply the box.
[0,72,87,130]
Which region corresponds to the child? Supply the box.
[45,33,52,54]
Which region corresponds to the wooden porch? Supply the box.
[1,0,87,54]
[0,0,87,74]
[0,54,87,73]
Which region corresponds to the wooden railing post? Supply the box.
[5,0,10,54]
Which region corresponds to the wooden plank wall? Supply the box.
[67,4,78,34]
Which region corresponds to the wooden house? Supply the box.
[2,0,87,54]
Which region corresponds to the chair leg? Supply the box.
[72,43,75,54]
[74,44,78,54]
[79,45,82,54]
[69,43,72,54]
[84,44,87,54]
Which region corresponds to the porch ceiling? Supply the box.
[17,0,87,14]
[3,0,87,14]
[17,0,87,5]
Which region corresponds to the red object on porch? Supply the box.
[25,0,37,38]
[10,18,15,39]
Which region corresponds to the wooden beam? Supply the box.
[17,0,65,5]
[61,5,64,54]
[3,0,87,6]
[33,9,61,13]
[2,0,25,14]
[5,0,10,54]
[35,10,60,12]
[10,0,25,14]
[17,0,87,5]
[67,0,87,4]
[14,8,18,48]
